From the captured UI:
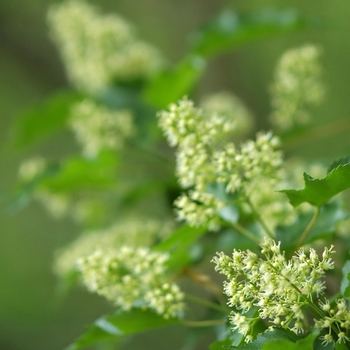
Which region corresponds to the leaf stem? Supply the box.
[245,197,274,239]
[183,268,228,309]
[231,222,261,244]
[180,319,226,327]
[296,206,320,250]
[282,117,350,150]
[185,293,228,313]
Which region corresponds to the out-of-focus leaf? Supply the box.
[340,260,350,297]
[154,225,206,269]
[207,182,236,203]
[144,55,206,108]
[210,327,244,349]
[192,9,307,58]
[281,164,350,208]
[210,339,233,349]
[230,328,299,349]
[261,332,317,350]
[276,201,348,251]
[65,309,179,350]
[220,205,239,224]
[7,162,60,212]
[41,151,119,192]
[10,90,84,148]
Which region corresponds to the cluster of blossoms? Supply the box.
[212,238,350,345]
[53,218,172,277]
[69,99,134,158]
[77,246,184,319]
[48,0,163,92]
[158,97,282,230]
[270,44,324,132]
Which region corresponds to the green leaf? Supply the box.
[328,156,350,173]
[210,339,232,349]
[154,225,206,269]
[261,332,317,350]
[65,309,179,350]
[10,90,84,148]
[7,162,61,212]
[231,328,299,349]
[219,205,239,224]
[340,260,350,297]
[210,328,244,349]
[143,55,206,108]
[276,201,348,251]
[41,151,119,192]
[192,9,307,58]
[280,164,350,208]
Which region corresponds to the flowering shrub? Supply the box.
[9,1,350,349]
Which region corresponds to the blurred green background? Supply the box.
[1,1,350,349]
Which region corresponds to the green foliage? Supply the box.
[65,309,179,350]
[230,328,299,349]
[276,201,348,251]
[341,260,350,297]
[192,9,308,57]
[154,225,206,269]
[281,164,350,208]
[40,151,119,192]
[144,9,306,108]
[8,2,350,350]
[10,90,84,148]
[262,332,318,350]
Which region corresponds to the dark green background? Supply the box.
[1,1,350,349]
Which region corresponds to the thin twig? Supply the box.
[296,206,320,250]
[180,319,226,327]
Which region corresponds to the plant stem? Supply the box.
[185,294,228,313]
[296,206,320,250]
[246,197,274,238]
[232,222,260,244]
[180,319,226,327]
[183,268,228,309]
[282,117,350,150]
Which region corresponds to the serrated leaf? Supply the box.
[328,156,350,173]
[144,55,206,108]
[340,260,350,297]
[192,9,307,58]
[280,164,350,208]
[231,328,299,349]
[262,332,317,350]
[10,90,84,148]
[276,201,348,251]
[65,309,179,350]
[154,225,206,269]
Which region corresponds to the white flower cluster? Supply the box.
[53,218,172,276]
[69,99,134,158]
[78,246,184,319]
[158,98,282,230]
[212,238,342,343]
[270,44,324,132]
[48,0,163,92]
[200,91,254,139]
